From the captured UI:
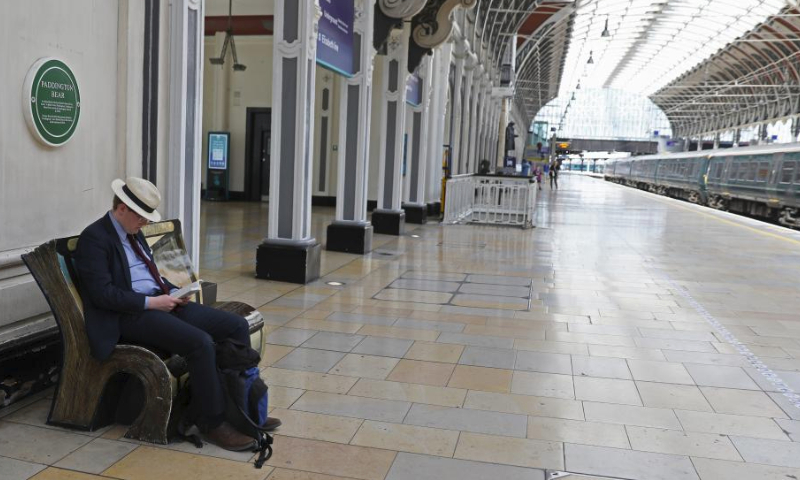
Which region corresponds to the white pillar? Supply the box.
[373,24,411,235]
[166,0,204,268]
[402,53,433,223]
[256,0,321,283]
[496,97,509,169]
[459,54,476,173]
[426,43,451,210]
[327,0,376,253]
[450,41,467,174]
[474,72,487,170]
[469,66,486,173]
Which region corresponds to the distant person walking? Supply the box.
[549,161,559,189]
[534,165,542,190]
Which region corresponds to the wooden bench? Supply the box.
[21,219,264,444]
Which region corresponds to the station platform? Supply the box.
[4,174,800,480]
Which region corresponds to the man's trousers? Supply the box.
[119,302,250,429]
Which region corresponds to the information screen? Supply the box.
[208,132,229,170]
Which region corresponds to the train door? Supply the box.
[777,152,800,205]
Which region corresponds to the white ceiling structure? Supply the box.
[559,0,789,98]
[471,0,798,137]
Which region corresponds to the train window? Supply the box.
[745,162,756,181]
[756,162,770,183]
[738,162,748,181]
[781,162,795,184]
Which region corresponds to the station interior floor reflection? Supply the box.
[5,173,800,480]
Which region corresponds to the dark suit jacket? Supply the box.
[74,214,176,360]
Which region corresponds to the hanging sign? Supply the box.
[406,73,422,107]
[23,58,81,147]
[317,0,354,77]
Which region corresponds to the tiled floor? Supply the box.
[6,173,800,479]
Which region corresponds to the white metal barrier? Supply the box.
[443,175,537,228]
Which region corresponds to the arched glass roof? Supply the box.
[534,88,672,140]
[559,0,788,97]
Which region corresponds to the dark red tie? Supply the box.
[128,234,170,295]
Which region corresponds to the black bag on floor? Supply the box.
[216,339,274,468]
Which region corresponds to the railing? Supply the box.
[443,174,537,228]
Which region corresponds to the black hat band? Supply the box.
[122,185,155,213]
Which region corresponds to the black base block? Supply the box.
[371,210,405,235]
[326,222,373,254]
[402,203,427,224]
[426,201,441,217]
[256,241,321,284]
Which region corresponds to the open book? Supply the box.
[170,280,202,300]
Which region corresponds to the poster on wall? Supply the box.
[406,73,421,107]
[208,132,229,170]
[317,0,354,77]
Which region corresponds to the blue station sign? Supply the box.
[317,0,354,78]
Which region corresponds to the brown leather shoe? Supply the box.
[203,421,255,451]
[264,416,281,432]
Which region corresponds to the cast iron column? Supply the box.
[372,25,411,235]
[402,53,433,224]
[256,0,321,283]
[326,0,376,254]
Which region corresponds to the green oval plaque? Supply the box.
[23,58,81,147]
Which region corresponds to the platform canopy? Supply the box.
[475,0,794,134]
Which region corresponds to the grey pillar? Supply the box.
[326,0,376,254]
[373,25,411,235]
[402,53,433,224]
[256,0,321,283]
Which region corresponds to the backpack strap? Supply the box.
[253,432,273,469]
[231,401,274,468]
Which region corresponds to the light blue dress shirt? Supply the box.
[108,212,160,308]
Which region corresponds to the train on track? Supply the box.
[604,143,800,228]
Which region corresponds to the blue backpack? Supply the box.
[213,338,273,467]
[218,364,273,467]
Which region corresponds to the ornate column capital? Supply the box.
[407,0,476,73]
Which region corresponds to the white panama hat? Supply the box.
[111,177,162,222]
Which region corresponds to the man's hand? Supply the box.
[148,295,181,312]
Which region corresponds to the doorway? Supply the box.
[245,107,271,201]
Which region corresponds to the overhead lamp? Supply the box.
[601,17,610,37]
[209,0,247,71]
[587,51,594,65]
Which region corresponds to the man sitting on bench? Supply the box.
[74,177,280,451]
